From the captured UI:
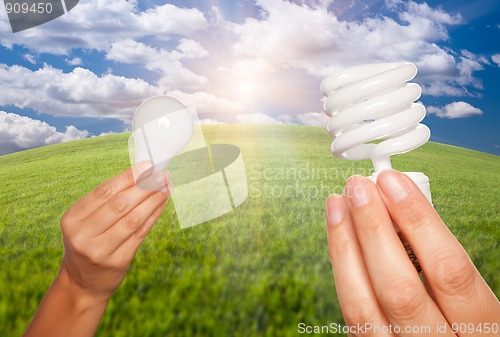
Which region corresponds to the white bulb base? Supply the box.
[369,171,432,204]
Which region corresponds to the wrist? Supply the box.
[23,264,111,337]
[54,264,111,315]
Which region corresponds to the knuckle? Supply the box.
[432,254,477,297]
[380,278,425,320]
[60,212,73,232]
[64,232,108,266]
[70,232,87,255]
[400,205,434,231]
[94,182,112,200]
[123,168,135,183]
[134,219,153,239]
[110,255,131,271]
[133,225,148,239]
[396,198,440,234]
[355,209,385,237]
[87,248,105,265]
[133,207,163,239]
[124,212,142,231]
[109,195,128,215]
[342,299,377,327]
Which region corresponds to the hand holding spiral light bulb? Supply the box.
[321,62,431,272]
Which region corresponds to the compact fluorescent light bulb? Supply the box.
[321,62,432,272]
[132,96,193,182]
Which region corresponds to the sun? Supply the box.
[237,80,256,99]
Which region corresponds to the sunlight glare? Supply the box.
[237,80,256,99]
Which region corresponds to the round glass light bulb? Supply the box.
[132,96,193,183]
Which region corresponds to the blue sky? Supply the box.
[0,0,499,156]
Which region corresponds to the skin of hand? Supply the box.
[23,161,170,337]
[326,170,500,337]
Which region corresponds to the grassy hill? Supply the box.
[1,125,499,336]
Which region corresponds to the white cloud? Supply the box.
[66,57,82,66]
[0,64,162,121]
[461,49,490,65]
[0,0,493,129]
[197,119,224,125]
[0,1,208,54]
[231,0,339,74]
[106,39,158,64]
[492,54,500,67]
[427,101,483,119]
[93,131,117,137]
[0,62,245,124]
[229,0,480,97]
[422,82,467,97]
[166,90,245,118]
[0,111,88,155]
[397,1,462,27]
[236,113,283,124]
[297,112,330,126]
[218,58,275,78]
[23,54,36,64]
[137,3,208,36]
[176,38,209,59]
[106,39,208,90]
[456,52,485,89]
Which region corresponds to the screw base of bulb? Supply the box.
[398,232,422,273]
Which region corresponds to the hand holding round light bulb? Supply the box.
[23,96,194,337]
[23,161,170,337]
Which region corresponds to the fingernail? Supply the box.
[326,194,345,226]
[163,171,171,187]
[133,160,154,182]
[161,170,171,194]
[377,170,409,202]
[345,175,371,207]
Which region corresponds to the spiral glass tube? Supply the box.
[321,62,430,173]
[321,62,433,273]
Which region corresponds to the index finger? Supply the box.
[376,170,500,334]
[65,161,153,220]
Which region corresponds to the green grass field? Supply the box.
[1,125,499,336]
